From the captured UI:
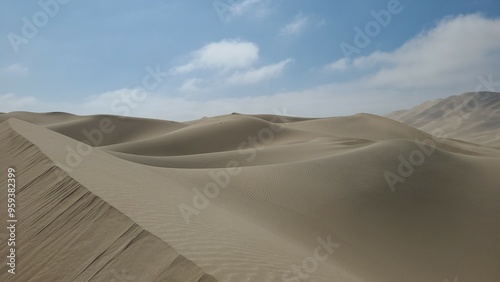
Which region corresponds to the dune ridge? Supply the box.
[0,120,217,282]
[0,110,499,282]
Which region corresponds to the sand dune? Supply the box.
[0,112,187,147]
[0,121,217,282]
[1,109,499,282]
[388,91,500,146]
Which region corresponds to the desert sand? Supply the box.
[1,95,500,281]
[388,91,500,147]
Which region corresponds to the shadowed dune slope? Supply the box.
[0,121,217,282]
[0,111,499,282]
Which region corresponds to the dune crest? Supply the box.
[0,120,217,282]
[1,110,499,281]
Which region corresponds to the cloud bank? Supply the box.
[2,14,500,121]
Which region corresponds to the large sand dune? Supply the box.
[388,91,500,146]
[1,110,499,281]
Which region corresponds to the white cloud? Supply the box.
[227,58,292,85]
[229,0,263,16]
[0,85,410,122]
[1,64,28,75]
[280,13,309,36]
[0,93,37,108]
[179,78,203,92]
[172,39,259,74]
[171,39,290,87]
[363,14,500,88]
[325,14,500,89]
[3,14,500,122]
[324,58,349,72]
[214,0,270,21]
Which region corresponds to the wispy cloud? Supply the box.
[171,39,259,74]
[179,78,203,92]
[1,64,28,75]
[230,0,272,20]
[324,58,349,72]
[213,0,271,23]
[171,39,292,88]
[229,0,265,17]
[280,13,309,36]
[4,15,499,121]
[316,19,326,27]
[325,14,500,88]
[0,85,406,121]
[0,93,37,108]
[227,58,292,85]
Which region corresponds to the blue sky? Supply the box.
[1,0,500,120]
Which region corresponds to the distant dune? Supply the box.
[387,91,500,146]
[1,107,499,281]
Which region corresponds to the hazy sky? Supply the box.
[1,0,500,120]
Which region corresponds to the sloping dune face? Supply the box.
[387,91,500,146]
[0,121,217,282]
[0,112,500,282]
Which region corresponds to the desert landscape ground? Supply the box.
[0,92,499,282]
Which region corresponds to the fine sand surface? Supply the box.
[1,110,500,282]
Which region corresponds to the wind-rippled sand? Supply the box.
[1,108,499,281]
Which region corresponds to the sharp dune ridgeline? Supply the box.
[1,92,500,281]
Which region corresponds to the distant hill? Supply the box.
[387,92,500,146]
